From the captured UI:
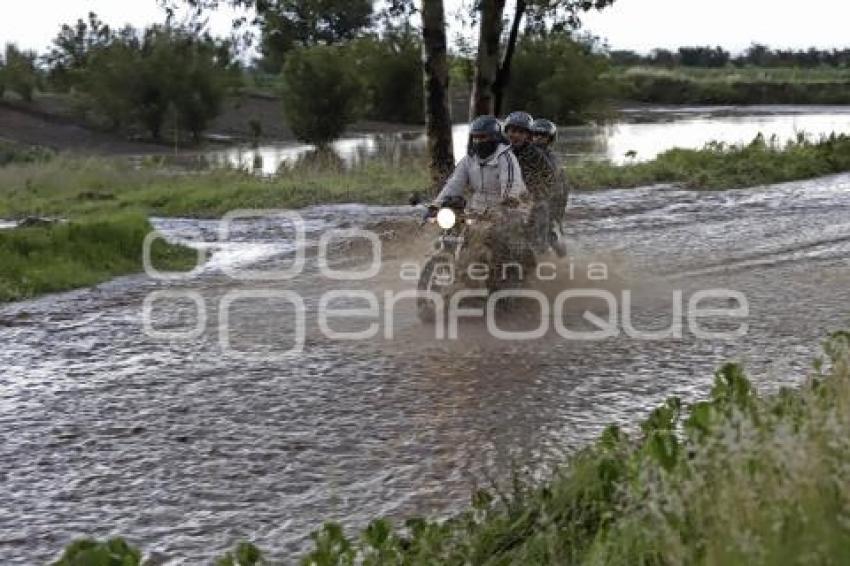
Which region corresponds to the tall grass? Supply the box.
[0,213,195,302]
[49,332,850,564]
[0,154,427,220]
[0,140,54,166]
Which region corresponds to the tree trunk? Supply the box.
[421,0,455,190]
[493,0,526,115]
[469,0,506,119]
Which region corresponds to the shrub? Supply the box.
[280,45,363,146]
[51,537,141,566]
[1,44,39,102]
[48,20,239,141]
[348,32,424,124]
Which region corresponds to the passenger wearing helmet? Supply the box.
[434,115,527,213]
[532,118,569,257]
[504,111,557,252]
[531,118,558,149]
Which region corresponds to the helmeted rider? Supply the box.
[503,111,557,253]
[431,115,531,288]
[532,118,569,256]
[433,115,527,212]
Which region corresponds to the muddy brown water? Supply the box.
[2,177,850,564]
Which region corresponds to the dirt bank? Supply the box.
[0,92,437,156]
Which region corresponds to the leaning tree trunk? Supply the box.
[421,0,455,190]
[493,0,527,115]
[469,0,506,119]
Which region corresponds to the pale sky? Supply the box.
[1,0,849,56]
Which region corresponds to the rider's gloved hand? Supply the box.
[422,202,440,221]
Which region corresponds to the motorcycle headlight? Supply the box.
[436,208,457,230]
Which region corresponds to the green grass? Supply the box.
[0,154,425,302]
[0,139,54,166]
[568,133,850,191]
[614,65,850,105]
[0,154,427,220]
[0,212,196,302]
[49,332,850,564]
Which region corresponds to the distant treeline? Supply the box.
[610,44,850,68]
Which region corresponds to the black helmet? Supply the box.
[468,115,502,158]
[531,118,557,142]
[504,111,534,132]
[469,115,502,140]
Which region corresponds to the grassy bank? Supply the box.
[567,133,850,191]
[615,66,850,105]
[0,213,196,302]
[49,332,850,564]
[0,155,425,219]
[0,154,424,303]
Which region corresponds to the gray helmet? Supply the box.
[531,118,557,142]
[504,111,534,132]
[469,115,502,140]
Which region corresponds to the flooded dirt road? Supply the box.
[2,176,850,563]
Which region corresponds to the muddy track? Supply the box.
[1,179,850,563]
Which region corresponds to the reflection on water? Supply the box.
[200,106,850,175]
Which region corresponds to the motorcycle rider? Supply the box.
[532,118,569,257]
[431,115,531,288]
[503,111,558,253]
[433,115,527,212]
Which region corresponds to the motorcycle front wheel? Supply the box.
[416,253,455,323]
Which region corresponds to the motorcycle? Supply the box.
[416,196,536,323]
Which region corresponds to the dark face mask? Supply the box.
[471,140,499,159]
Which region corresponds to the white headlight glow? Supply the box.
[436,208,457,230]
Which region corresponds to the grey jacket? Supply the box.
[435,144,528,212]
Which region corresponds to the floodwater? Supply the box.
[203,105,850,174]
[2,171,849,563]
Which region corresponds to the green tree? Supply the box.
[505,35,611,124]
[166,0,373,73]
[51,19,239,141]
[1,44,39,102]
[80,36,142,130]
[348,31,423,124]
[259,0,373,72]
[143,28,237,141]
[469,0,617,118]
[280,45,362,145]
[45,12,113,91]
